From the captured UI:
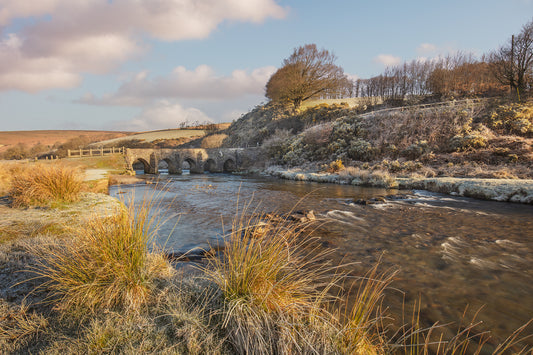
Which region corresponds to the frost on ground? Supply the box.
[264,166,533,204]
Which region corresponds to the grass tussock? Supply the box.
[201,202,399,354]
[29,198,173,315]
[9,164,82,208]
[202,203,339,353]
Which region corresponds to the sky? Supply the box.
[0,0,532,132]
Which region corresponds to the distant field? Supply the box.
[91,129,205,146]
[0,130,131,153]
[90,124,232,146]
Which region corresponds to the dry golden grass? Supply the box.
[202,202,343,354]
[0,161,22,196]
[0,300,48,348]
[200,201,412,354]
[29,198,173,315]
[9,164,82,208]
[200,134,229,148]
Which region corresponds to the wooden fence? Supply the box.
[67,147,125,158]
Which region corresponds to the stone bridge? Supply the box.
[125,147,261,174]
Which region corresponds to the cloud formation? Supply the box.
[79,65,277,105]
[417,43,438,54]
[112,100,212,131]
[0,0,286,92]
[374,54,402,67]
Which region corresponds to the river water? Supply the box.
[109,172,533,348]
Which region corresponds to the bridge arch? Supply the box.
[132,158,151,174]
[223,158,236,172]
[182,157,196,172]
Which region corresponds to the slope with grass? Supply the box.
[223,98,533,202]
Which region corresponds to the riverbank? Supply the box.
[0,192,121,310]
[263,165,533,204]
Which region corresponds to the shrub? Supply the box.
[342,167,398,188]
[348,138,374,161]
[448,134,488,152]
[401,140,431,159]
[2,143,30,160]
[327,159,345,173]
[10,164,82,208]
[302,123,333,147]
[486,102,533,136]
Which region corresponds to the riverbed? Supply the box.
[109,172,533,348]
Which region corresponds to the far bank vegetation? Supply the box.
[223,19,533,179]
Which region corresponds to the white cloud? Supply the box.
[374,54,401,67]
[0,0,62,26]
[0,0,287,92]
[79,65,277,105]
[417,43,438,54]
[113,101,212,131]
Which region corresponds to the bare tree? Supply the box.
[490,19,533,100]
[265,44,349,109]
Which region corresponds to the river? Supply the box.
[109,172,533,349]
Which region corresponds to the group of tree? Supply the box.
[266,18,533,108]
[1,143,49,160]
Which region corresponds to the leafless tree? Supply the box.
[490,19,533,100]
[265,44,350,109]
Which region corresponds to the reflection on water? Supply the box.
[109,173,533,348]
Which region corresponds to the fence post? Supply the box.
[100,147,103,156]
[68,149,71,158]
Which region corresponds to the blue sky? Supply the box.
[0,0,532,131]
